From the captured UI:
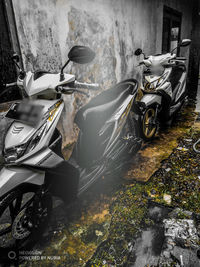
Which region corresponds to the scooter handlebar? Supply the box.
[5,82,17,88]
[56,81,100,96]
[74,81,100,90]
[174,57,186,61]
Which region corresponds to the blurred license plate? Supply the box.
[6,102,44,126]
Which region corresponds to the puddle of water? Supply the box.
[129,204,171,267]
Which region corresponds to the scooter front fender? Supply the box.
[140,94,162,107]
[0,166,45,199]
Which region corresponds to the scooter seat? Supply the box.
[74,79,137,131]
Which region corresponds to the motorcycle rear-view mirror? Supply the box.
[134,48,143,56]
[171,39,191,54]
[60,46,95,81]
[68,46,95,64]
[179,39,191,47]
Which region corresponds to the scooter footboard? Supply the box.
[0,167,45,199]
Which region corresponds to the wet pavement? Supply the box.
[127,203,171,267]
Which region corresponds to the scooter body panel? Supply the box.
[140,94,162,107]
[74,80,138,168]
[22,148,64,168]
[24,71,75,96]
[141,58,188,120]
[102,95,134,156]
[174,73,187,103]
[4,99,64,165]
[75,93,138,193]
[0,167,45,199]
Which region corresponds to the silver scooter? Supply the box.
[134,39,191,141]
[0,45,141,253]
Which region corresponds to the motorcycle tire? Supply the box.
[138,106,158,141]
[0,185,52,254]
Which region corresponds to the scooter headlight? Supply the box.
[4,143,27,163]
[4,123,47,164]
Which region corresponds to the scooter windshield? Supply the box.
[6,101,44,126]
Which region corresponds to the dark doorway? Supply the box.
[162,6,182,55]
[0,0,21,103]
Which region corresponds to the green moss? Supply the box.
[88,118,200,266]
[87,183,148,266]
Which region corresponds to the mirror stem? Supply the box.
[171,46,178,55]
[11,59,21,70]
[142,52,147,59]
[60,59,70,81]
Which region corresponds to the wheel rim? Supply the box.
[12,208,31,240]
[0,189,52,249]
[0,191,35,248]
[142,108,157,139]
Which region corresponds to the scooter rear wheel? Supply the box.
[139,106,157,141]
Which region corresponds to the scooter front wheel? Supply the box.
[0,185,52,252]
[139,106,158,141]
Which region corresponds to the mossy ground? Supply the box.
[88,115,200,266]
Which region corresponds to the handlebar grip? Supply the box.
[175,57,186,60]
[74,81,100,90]
[56,86,90,97]
[6,82,17,88]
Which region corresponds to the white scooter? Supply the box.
[134,39,191,141]
[0,45,141,255]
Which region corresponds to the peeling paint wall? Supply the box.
[11,0,193,145]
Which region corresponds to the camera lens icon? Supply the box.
[8,251,16,260]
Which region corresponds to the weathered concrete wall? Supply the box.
[11,0,193,146]
[188,0,200,97]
